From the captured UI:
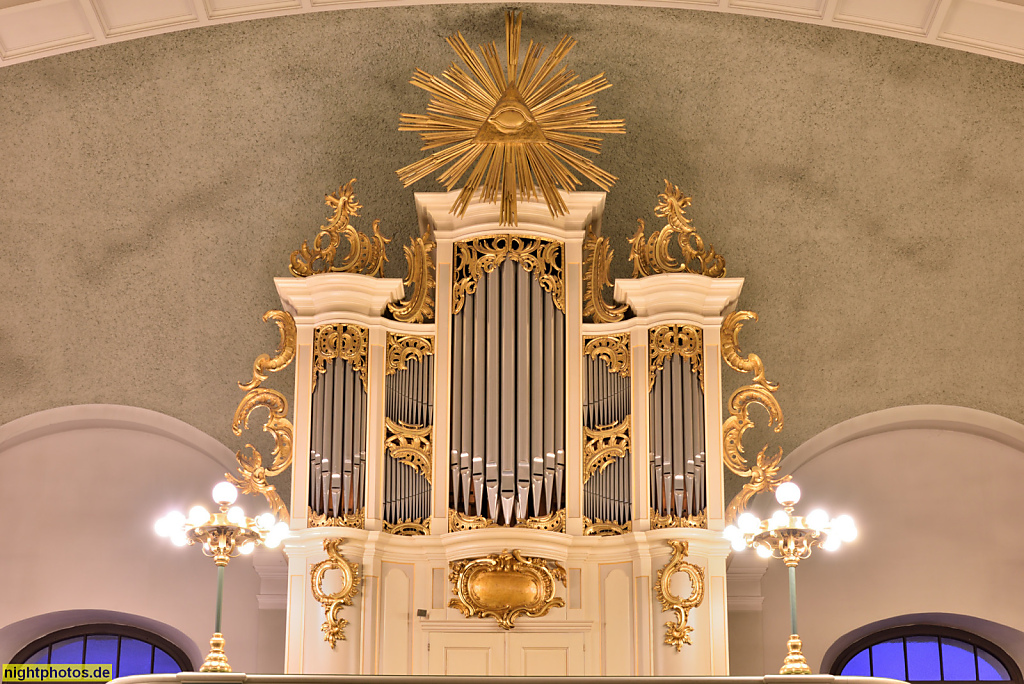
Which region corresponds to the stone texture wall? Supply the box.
[1,5,1022,501]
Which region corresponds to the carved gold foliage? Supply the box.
[310,538,362,648]
[650,508,707,530]
[583,333,630,378]
[583,416,630,483]
[582,222,627,324]
[396,11,625,226]
[452,235,564,315]
[721,310,790,522]
[655,540,705,651]
[383,518,431,536]
[384,418,433,484]
[226,310,297,523]
[313,324,368,391]
[387,223,436,323]
[583,516,631,536]
[289,180,389,278]
[515,509,565,532]
[308,507,366,530]
[448,509,496,532]
[629,180,726,279]
[385,334,434,377]
[449,550,567,629]
[649,324,703,391]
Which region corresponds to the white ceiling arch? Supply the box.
[1,0,1023,68]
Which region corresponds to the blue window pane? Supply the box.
[872,639,907,680]
[842,649,871,676]
[25,648,49,665]
[907,637,942,681]
[118,638,153,678]
[942,639,977,680]
[50,638,84,664]
[978,649,1009,681]
[84,635,118,676]
[152,649,180,674]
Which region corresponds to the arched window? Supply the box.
[11,624,192,677]
[831,626,1021,683]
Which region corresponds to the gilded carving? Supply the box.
[226,310,297,522]
[629,180,726,278]
[655,540,705,651]
[583,333,630,378]
[515,509,565,532]
[290,180,389,278]
[310,538,362,648]
[650,508,707,530]
[385,333,434,377]
[448,509,496,532]
[649,324,703,391]
[308,507,366,530]
[452,235,564,315]
[313,324,368,391]
[448,550,567,629]
[583,416,630,483]
[582,222,627,324]
[383,518,431,536]
[397,11,625,225]
[384,418,433,484]
[583,516,632,536]
[720,311,790,522]
[387,223,436,323]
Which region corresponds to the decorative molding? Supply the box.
[383,417,433,483]
[721,311,790,523]
[447,508,564,532]
[649,324,703,391]
[650,508,707,530]
[583,416,630,483]
[583,516,631,536]
[308,507,366,530]
[448,550,567,629]
[312,323,368,391]
[384,333,434,377]
[387,223,436,323]
[289,180,388,278]
[226,310,296,522]
[452,235,564,315]
[383,517,430,535]
[583,333,630,378]
[310,538,361,648]
[655,540,705,651]
[629,180,725,279]
[582,221,627,324]
[448,509,496,532]
[515,509,566,532]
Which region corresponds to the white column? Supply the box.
[564,237,584,535]
[364,326,387,531]
[703,324,725,530]
[431,237,454,532]
[631,325,650,531]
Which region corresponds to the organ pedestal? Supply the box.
[274,191,743,676]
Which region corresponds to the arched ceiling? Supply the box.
[1,4,1023,502]
[3,0,1024,67]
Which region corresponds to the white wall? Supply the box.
[736,406,1024,675]
[0,405,282,673]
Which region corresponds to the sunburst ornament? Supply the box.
[397,11,625,226]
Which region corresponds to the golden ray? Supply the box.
[397,11,625,226]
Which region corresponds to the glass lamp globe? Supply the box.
[226,506,246,525]
[212,481,238,506]
[188,505,211,526]
[775,481,801,506]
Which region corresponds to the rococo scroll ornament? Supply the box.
[655,540,705,651]
[583,417,630,483]
[452,235,564,314]
[583,516,631,536]
[384,418,433,483]
[383,518,430,536]
[385,333,434,377]
[721,311,790,522]
[649,324,703,390]
[629,180,726,279]
[396,11,625,226]
[308,507,366,530]
[226,310,297,522]
[448,508,565,532]
[290,179,389,278]
[387,223,436,324]
[650,508,707,530]
[583,222,627,324]
[449,550,567,629]
[313,323,369,391]
[310,538,362,648]
[583,333,630,378]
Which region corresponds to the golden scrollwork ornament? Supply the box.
[290,180,389,278]
[448,509,496,532]
[313,323,369,391]
[452,235,564,315]
[629,180,726,278]
[583,222,627,324]
[308,507,366,530]
[583,333,630,378]
[583,417,630,483]
[655,540,705,651]
[310,538,362,648]
[387,223,436,323]
[384,418,433,484]
[650,508,707,530]
[385,334,434,377]
[449,550,566,629]
[383,518,430,536]
[226,310,297,522]
[721,310,790,522]
[649,324,703,390]
[583,516,631,536]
